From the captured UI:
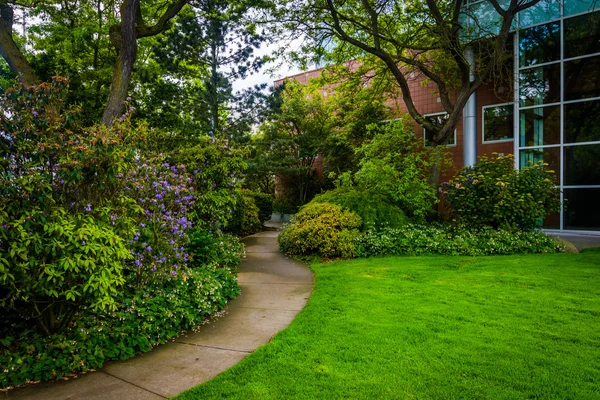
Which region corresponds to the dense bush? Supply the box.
[0,78,143,335]
[442,154,561,230]
[310,187,408,230]
[278,203,361,259]
[0,266,239,389]
[166,137,247,230]
[226,191,263,236]
[246,191,274,222]
[356,224,564,257]
[337,119,451,221]
[187,229,245,268]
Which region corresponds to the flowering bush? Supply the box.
[278,203,362,259]
[356,224,564,257]
[124,159,196,286]
[442,154,561,230]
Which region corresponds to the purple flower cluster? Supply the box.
[125,160,196,284]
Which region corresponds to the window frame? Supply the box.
[423,112,457,148]
[482,102,516,144]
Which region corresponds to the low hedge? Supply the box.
[0,266,239,389]
[356,224,564,257]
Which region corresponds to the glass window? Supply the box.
[463,0,515,38]
[564,144,600,185]
[564,11,600,59]
[519,106,560,147]
[518,0,561,28]
[564,188,600,230]
[519,22,560,67]
[564,0,600,17]
[564,55,600,101]
[483,104,514,142]
[519,147,560,177]
[519,63,560,106]
[564,99,600,143]
[424,114,455,147]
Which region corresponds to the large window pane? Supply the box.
[564,99,600,143]
[564,11,600,59]
[519,147,560,177]
[483,104,514,142]
[519,64,560,106]
[519,22,560,67]
[564,0,600,17]
[518,0,560,28]
[519,106,560,147]
[564,188,600,230]
[564,144,600,185]
[543,211,561,229]
[564,55,600,101]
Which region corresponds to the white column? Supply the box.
[463,47,477,167]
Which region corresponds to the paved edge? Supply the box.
[5,230,313,400]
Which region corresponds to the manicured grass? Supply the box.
[176,249,600,399]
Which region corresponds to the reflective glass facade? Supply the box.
[514,2,600,231]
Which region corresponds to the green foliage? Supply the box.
[356,224,564,257]
[187,230,245,269]
[442,154,562,230]
[227,191,263,236]
[278,203,361,259]
[339,119,451,221]
[245,191,274,223]
[0,266,239,389]
[310,187,408,231]
[0,79,143,335]
[165,136,247,229]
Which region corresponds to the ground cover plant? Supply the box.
[357,224,563,257]
[176,249,600,399]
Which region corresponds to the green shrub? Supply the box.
[0,79,143,335]
[246,191,274,222]
[227,192,263,236]
[278,203,361,259]
[311,187,408,230]
[356,224,564,257]
[187,229,245,268]
[442,154,561,230]
[0,266,239,389]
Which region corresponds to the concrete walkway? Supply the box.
[6,231,313,399]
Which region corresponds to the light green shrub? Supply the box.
[278,203,361,259]
[310,187,408,230]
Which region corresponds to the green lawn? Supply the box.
[176,249,600,399]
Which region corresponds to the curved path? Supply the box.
[7,231,313,400]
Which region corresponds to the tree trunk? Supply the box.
[0,4,37,86]
[101,0,139,126]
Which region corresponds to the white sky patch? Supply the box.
[231,38,304,93]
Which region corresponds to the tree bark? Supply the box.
[101,0,139,126]
[0,4,37,86]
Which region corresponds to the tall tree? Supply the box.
[274,0,543,146]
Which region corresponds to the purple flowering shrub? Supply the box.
[124,159,197,285]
